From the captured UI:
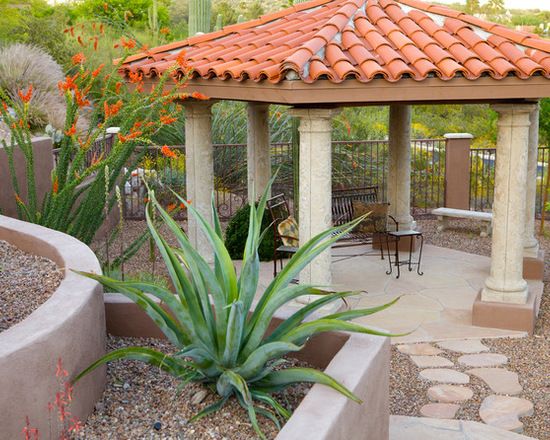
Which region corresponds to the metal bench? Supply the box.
[432,207,492,237]
[267,187,398,277]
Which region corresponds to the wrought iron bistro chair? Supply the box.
[267,187,399,277]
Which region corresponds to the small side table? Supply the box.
[385,230,424,279]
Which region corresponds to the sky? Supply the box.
[435,0,550,10]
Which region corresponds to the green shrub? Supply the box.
[75,181,401,439]
[225,203,274,261]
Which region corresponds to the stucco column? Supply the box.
[523,102,540,258]
[388,104,414,230]
[247,103,271,201]
[482,104,535,304]
[184,101,214,264]
[290,108,337,286]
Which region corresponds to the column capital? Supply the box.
[289,107,340,120]
[182,100,214,117]
[491,103,538,115]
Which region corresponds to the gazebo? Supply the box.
[121,0,550,332]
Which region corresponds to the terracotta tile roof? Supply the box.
[121,0,550,84]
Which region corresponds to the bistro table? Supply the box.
[385,230,424,279]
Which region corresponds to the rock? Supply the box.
[191,390,208,405]
[479,395,533,432]
[419,368,470,384]
[467,368,522,395]
[427,385,474,403]
[410,355,454,368]
[458,353,508,367]
[420,403,460,419]
[123,382,130,390]
[436,339,489,354]
[397,343,443,356]
[153,421,162,431]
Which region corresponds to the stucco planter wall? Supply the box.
[0,216,106,439]
[105,295,390,439]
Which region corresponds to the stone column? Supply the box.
[247,103,271,202]
[481,104,535,304]
[387,105,414,231]
[290,108,336,286]
[184,101,214,264]
[523,102,540,258]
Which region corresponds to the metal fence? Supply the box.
[52,133,115,168]
[469,146,550,216]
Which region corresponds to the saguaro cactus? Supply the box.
[214,13,223,31]
[148,0,159,44]
[189,0,211,36]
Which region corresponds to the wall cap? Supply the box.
[444,133,474,139]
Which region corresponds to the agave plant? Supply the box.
[75,179,400,438]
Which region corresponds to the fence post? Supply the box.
[443,133,473,210]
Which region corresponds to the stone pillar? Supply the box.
[444,133,473,210]
[247,103,271,202]
[387,105,414,231]
[290,108,336,286]
[184,101,214,264]
[523,103,540,258]
[481,104,535,305]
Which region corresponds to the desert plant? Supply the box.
[225,202,274,261]
[74,179,401,438]
[189,0,211,35]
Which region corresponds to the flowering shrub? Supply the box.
[0,43,204,244]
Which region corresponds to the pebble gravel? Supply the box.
[0,240,63,332]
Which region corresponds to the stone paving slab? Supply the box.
[427,385,473,403]
[419,368,470,384]
[437,339,490,353]
[458,353,508,367]
[479,395,534,433]
[389,415,537,440]
[410,355,454,368]
[420,403,460,419]
[468,368,523,395]
[397,343,443,356]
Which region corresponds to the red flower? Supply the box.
[92,63,105,78]
[167,203,176,212]
[58,73,79,92]
[119,37,136,49]
[103,2,108,11]
[115,81,122,94]
[71,52,86,65]
[104,100,123,118]
[128,71,143,84]
[161,145,177,158]
[160,27,170,35]
[64,123,76,137]
[176,50,187,68]
[18,85,33,103]
[52,177,59,194]
[77,36,85,47]
[191,91,209,100]
[14,193,23,204]
[160,115,177,125]
[74,89,90,108]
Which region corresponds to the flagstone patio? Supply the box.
[250,243,544,344]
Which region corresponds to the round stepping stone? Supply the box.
[397,343,443,356]
[427,385,473,403]
[420,403,460,419]
[410,355,454,368]
[419,368,470,384]
[467,368,522,395]
[479,395,533,433]
[458,353,507,367]
[436,339,489,354]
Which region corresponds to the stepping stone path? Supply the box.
[479,395,534,433]
[458,353,508,367]
[427,385,474,403]
[410,355,454,368]
[397,343,443,355]
[436,339,489,354]
[468,368,523,395]
[419,368,470,384]
[397,341,533,431]
[419,403,460,419]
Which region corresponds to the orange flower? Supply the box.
[1,101,7,112]
[14,193,23,204]
[161,145,177,158]
[115,81,123,94]
[77,36,85,47]
[191,91,209,100]
[52,177,59,194]
[92,63,105,78]
[104,100,123,118]
[160,115,177,125]
[118,130,141,143]
[65,123,76,137]
[74,89,90,107]
[119,37,136,49]
[160,27,170,35]
[167,203,176,212]
[103,2,108,11]
[71,52,86,65]
[58,73,79,92]
[179,200,192,209]
[175,50,187,68]
[128,71,143,84]
[143,197,150,203]
[18,85,33,103]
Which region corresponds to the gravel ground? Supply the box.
[78,336,312,440]
[0,240,63,332]
[389,218,550,440]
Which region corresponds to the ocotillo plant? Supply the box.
[189,0,211,36]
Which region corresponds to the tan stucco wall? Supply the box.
[0,216,106,439]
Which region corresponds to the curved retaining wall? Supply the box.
[0,216,106,439]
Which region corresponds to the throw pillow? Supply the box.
[352,201,388,234]
[277,216,299,247]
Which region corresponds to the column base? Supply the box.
[523,249,545,280]
[472,290,536,334]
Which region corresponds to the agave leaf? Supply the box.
[322,296,402,321]
[235,341,303,379]
[250,390,291,420]
[255,406,281,430]
[265,291,360,343]
[73,347,190,383]
[256,367,361,404]
[235,388,265,440]
[222,300,245,368]
[189,395,230,423]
